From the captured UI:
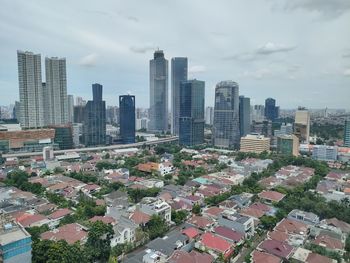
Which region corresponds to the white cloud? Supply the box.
[256,42,296,55]
[188,65,206,74]
[130,44,156,54]
[78,53,99,67]
[343,68,350,76]
[242,68,272,79]
[282,0,350,18]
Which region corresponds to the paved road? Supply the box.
[235,231,267,263]
[2,136,178,158]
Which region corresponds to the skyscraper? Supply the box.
[294,108,310,144]
[239,96,251,137]
[17,50,44,128]
[119,95,135,144]
[213,81,240,149]
[264,98,278,121]
[344,120,350,147]
[179,80,205,146]
[83,84,106,146]
[205,106,214,125]
[44,57,68,125]
[251,105,265,122]
[171,57,188,135]
[67,95,74,123]
[149,50,168,133]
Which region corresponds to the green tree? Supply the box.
[85,221,114,262]
[171,210,188,225]
[145,215,169,240]
[192,204,201,215]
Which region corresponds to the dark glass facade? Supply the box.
[51,125,73,149]
[179,80,205,146]
[119,95,135,144]
[213,81,240,149]
[73,105,85,123]
[171,57,188,135]
[149,50,168,133]
[83,84,106,146]
[264,98,279,121]
[239,96,251,137]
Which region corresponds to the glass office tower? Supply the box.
[119,95,136,144]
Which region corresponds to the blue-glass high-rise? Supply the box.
[83,83,106,146]
[119,95,135,144]
[171,57,188,135]
[264,98,278,121]
[179,80,205,146]
[239,96,251,137]
[213,81,240,149]
[149,50,168,133]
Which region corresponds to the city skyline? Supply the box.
[1,1,350,109]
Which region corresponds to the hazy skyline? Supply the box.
[0,0,350,109]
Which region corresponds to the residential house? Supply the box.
[195,232,234,260]
[218,211,255,238]
[287,209,320,226]
[251,250,281,263]
[258,239,294,260]
[139,197,171,223]
[258,190,286,204]
[41,223,88,244]
[168,250,214,263]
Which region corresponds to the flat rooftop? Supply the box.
[0,224,30,245]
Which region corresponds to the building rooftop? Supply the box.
[0,221,31,245]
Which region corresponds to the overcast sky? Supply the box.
[1,0,350,109]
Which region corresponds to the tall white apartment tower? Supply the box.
[17,50,44,128]
[45,57,68,125]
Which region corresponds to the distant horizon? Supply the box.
[0,1,349,109]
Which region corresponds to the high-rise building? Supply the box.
[83,84,106,146]
[277,134,299,156]
[149,50,168,133]
[274,123,293,137]
[312,145,338,161]
[106,106,119,124]
[75,96,86,106]
[44,57,68,125]
[74,105,85,123]
[171,57,188,135]
[294,108,310,144]
[179,80,205,146]
[119,95,136,144]
[67,95,74,123]
[0,219,32,263]
[251,120,272,138]
[213,81,240,149]
[264,98,279,121]
[13,101,20,121]
[344,120,350,147]
[239,96,251,137]
[251,105,265,122]
[240,134,270,153]
[205,106,214,125]
[49,125,73,150]
[17,50,44,128]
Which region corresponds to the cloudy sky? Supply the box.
[1,0,350,109]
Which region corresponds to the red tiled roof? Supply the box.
[214,226,244,242]
[41,223,87,244]
[258,191,286,202]
[314,235,344,250]
[168,250,214,263]
[182,227,199,239]
[251,250,281,263]
[249,202,271,212]
[17,213,48,227]
[324,218,350,234]
[275,218,308,235]
[49,208,73,220]
[268,230,289,243]
[200,232,233,257]
[89,216,116,225]
[188,216,213,229]
[205,207,224,217]
[306,252,335,263]
[95,199,106,206]
[259,239,293,259]
[240,207,265,219]
[130,210,151,225]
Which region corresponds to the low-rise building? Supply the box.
[312,145,338,161]
[218,212,255,238]
[0,220,32,263]
[240,134,270,154]
[139,197,171,223]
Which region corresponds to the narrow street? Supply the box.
[235,231,267,263]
